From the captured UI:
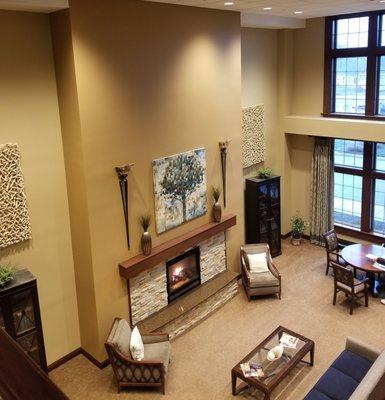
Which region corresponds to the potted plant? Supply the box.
[139,214,152,256]
[291,213,308,246]
[257,167,273,179]
[212,186,222,223]
[0,265,14,287]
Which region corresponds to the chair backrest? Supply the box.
[323,230,339,252]
[241,243,270,266]
[332,262,354,288]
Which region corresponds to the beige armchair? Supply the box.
[105,318,170,394]
[241,243,281,301]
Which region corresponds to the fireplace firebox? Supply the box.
[166,247,201,303]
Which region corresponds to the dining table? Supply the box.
[341,243,385,297]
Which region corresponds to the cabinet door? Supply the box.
[10,289,37,336]
[257,183,269,210]
[9,289,41,366]
[269,180,280,207]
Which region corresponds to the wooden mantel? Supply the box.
[119,214,236,279]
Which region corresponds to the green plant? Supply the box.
[257,167,273,179]
[291,213,309,238]
[212,186,221,202]
[139,214,151,232]
[0,265,14,287]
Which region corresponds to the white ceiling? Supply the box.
[148,0,385,19]
[0,0,67,13]
[1,0,385,29]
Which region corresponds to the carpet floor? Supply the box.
[50,239,385,399]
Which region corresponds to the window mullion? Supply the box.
[366,14,379,115]
[361,142,374,231]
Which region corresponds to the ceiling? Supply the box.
[1,0,385,28]
[147,0,385,19]
[0,0,67,13]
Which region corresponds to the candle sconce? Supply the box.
[115,163,134,249]
[219,140,231,208]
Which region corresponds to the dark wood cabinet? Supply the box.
[0,269,47,372]
[245,176,281,257]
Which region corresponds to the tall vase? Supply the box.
[213,202,222,223]
[141,231,152,256]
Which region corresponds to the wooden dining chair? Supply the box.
[323,230,347,276]
[331,262,369,315]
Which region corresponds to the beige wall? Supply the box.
[0,11,80,364]
[241,28,280,178]
[52,0,243,361]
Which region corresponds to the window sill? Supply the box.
[334,224,385,244]
[322,113,385,122]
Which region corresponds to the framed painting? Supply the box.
[152,148,207,233]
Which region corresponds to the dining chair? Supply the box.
[331,262,369,315]
[323,230,348,276]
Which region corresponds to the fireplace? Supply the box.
[166,247,201,303]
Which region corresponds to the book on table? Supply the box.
[240,362,264,378]
[280,333,299,349]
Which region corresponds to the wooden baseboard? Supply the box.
[281,232,310,240]
[47,347,109,372]
[81,349,110,369]
[47,347,82,372]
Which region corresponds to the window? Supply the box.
[334,139,385,237]
[324,11,385,118]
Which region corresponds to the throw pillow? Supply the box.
[114,319,132,357]
[247,252,269,273]
[130,326,144,361]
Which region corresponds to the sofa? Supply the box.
[304,337,385,400]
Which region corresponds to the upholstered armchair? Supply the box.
[105,318,170,394]
[240,243,281,301]
[323,229,348,276]
[332,262,369,315]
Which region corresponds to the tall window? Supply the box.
[324,12,385,118]
[334,139,385,237]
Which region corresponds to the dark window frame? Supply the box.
[334,139,385,240]
[324,11,385,120]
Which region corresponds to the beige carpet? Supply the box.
[50,239,385,399]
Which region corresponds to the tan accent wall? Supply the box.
[0,10,80,364]
[52,0,243,361]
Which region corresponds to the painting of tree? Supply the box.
[152,148,207,233]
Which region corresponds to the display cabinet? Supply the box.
[0,269,47,372]
[245,176,281,257]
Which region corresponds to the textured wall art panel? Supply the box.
[0,143,32,248]
[242,105,265,168]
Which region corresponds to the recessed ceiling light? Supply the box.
[263,7,272,10]
[224,1,234,5]
[294,10,303,14]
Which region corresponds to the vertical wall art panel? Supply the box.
[152,148,207,234]
[242,105,265,168]
[0,143,32,248]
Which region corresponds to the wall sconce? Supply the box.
[115,163,134,249]
[219,140,231,208]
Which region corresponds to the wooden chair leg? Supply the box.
[350,295,354,315]
[354,267,357,279]
[333,288,337,305]
[365,289,369,307]
[325,263,330,276]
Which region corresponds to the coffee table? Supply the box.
[231,326,314,400]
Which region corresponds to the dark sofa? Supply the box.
[304,337,385,400]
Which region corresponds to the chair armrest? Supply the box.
[346,337,382,362]
[268,260,280,279]
[354,278,370,286]
[241,253,250,279]
[142,333,169,344]
[338,243,346,250]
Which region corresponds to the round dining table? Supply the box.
[341,243,385,296]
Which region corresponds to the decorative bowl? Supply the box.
[267,344,284,361]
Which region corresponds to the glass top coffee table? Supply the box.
[231,326,314,400]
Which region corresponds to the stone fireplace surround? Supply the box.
[119,215,238,339]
